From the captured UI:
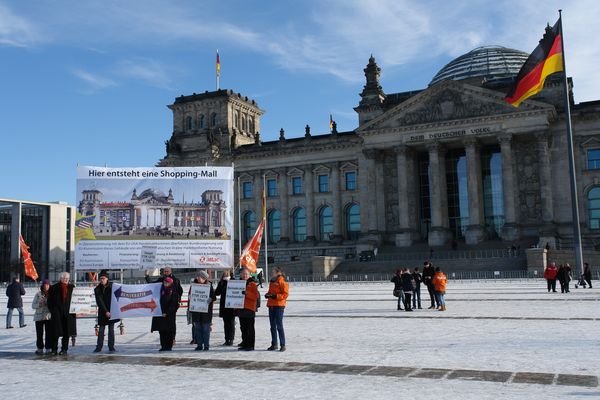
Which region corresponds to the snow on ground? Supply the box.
[0,279,599,399]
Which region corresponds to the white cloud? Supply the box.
[113,58,173,89]
[71,69,117,92]
[0,3,42,47]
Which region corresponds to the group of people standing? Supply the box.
[391,262,447,311]
[543,262,594,293]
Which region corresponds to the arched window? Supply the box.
[346,203,361,240]
[292,208,306,242]
[589,187,600,229]
[319,206,333,241]
[198,115,205,129]
[242,116,247,132]
[211,113,218,127]
[234,111,239,128]
[268,210,281,243]
[242,211,256,243]
[249,117,255,134]
[186,116,193,130]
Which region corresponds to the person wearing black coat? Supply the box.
[151,277,180,351]
[422,261,437,309]
[47,272,77,355]
[390,269,404,311]
[557,264,572,293]
[145,266,183,297]
[93,270,119,353]
[190,270,217,351]
[584,263,593,288]
[6,277,26,328]
[412,267,423,310]
[214,269,236,346]
[401,268,416,311]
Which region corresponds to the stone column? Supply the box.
[304,164,316,243]
[375,152,386,232]
[331,162,343,243]
[278,168,290,245]
[357,151,370,236]
[499,134,520,241]
[254,172,263,222]
[427,141,451,246]
[535,131,556,246]
[464,137,486,244]
[395,145,419,246]
[362,149,379,234]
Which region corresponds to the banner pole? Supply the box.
[263,174,269,280]
[237,176,242,267]
[558,10,584,278]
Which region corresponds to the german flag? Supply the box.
[505,18,564,107]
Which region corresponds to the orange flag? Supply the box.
[239,188,266,273]
[19,235,39,281]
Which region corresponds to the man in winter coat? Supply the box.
[390,269,405,310]
[190,270,216,351]
[584,263,593,289]
[94,270,118,353]
[151,277,180,351]
[215,269,236,346]
[400,268,416,311]
[145,266,183,297]
[412,267,423,310]
[6,277,26,329]
[47,272,77,355]
[238,268,259,351]
[544,262,558,292]
[422,261,437,309]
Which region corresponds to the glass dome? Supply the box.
[429,46,529,86]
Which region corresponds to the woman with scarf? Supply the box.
[151,277,180,351]
[215,269,236,346]
[32,279,53,355]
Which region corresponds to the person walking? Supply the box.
[190,270,216,351]
[47,272,77,355]
[151,277,180,351]
[422,261,437,309]
[544,262,558,292]
[557,264,572,293]
[93,270,118,353]
[6,277,26,329]
[238,268,259,351]
[412,267,423,310]
[265,266,289,352]
[390,269,404,310]
[432,267,447,311]
[215,269,236,346]
[584,263,593,289]
[32,279,52,355]
[401,268,416,311]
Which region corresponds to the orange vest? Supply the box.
[266,275,289,307]
[433,272,447,293]
[243,280,259,312]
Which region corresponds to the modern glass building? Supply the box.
[0,199,74,283]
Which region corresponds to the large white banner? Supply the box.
[109,283,162,319]
[75,166,234,270]
[188,283,211,313]
[224,280,246,309]
[69,286,97,316]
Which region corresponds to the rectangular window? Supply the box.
[292,177,302,195]
[588,149,600,170]
[345,171,356,191]
[242,182,253,199]
[267,179,277,197]
[318,175,329,193]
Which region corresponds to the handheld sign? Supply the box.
[110,283,162,319]
[140,246,158,270]
[224,280,246,309]
[69,286,96,316]
[188,283,211,313]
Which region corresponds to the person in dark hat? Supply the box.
[151,277,180,351]
[94,270,119,352]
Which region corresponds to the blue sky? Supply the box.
[1,0,599,205]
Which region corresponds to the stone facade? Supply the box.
[158,48,600,264]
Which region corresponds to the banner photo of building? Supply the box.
[75,166,234,270]
[109,283,162,319]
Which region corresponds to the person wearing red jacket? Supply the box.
[544,262,558,292]
[432,267,447,311]
[238,268,259,351]
[265,266,289,352]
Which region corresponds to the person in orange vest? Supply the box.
[265,266,289,352]
[432,267,447,311]
[238,268,259,351]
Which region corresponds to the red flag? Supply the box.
[19,235,39,281]
[240,188,266,273]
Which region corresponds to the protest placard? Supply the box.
[224,279,246,309]
[188,283,211,313]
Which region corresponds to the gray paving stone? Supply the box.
[267,362,313,372]
[410,368,451,379]
[236,361,284,370]
[362,366,415,377]
[556,374,598,387]
[331,364,375,375]
[300,363,346,373]
[448,369,512,383]
[512,372,556,385]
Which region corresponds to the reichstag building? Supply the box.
[158,45,600,262]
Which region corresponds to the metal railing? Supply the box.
[371,248,524,262]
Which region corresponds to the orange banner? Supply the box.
[19,235,39,281]
[239,220,264,273]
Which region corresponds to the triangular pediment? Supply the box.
[357,80,555,132]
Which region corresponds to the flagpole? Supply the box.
[216,50,220,91]
[237,176,242,264]
[558,9,584,278]
[263,174,269,280]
